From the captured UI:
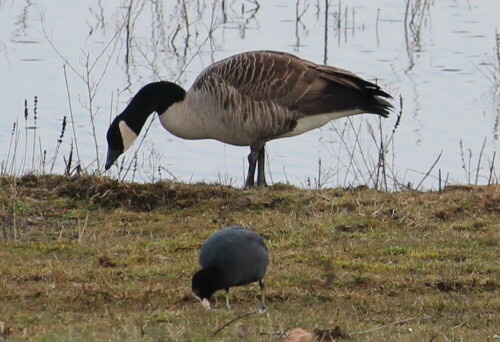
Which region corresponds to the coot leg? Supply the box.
[258,279,267,310]
[224,289,231,310]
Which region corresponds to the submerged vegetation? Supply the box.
[0,175,499,341]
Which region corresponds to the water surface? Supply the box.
[1,0,498,188]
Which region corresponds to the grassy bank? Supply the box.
[0,175,498,341]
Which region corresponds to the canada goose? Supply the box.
[192,226,269,310]
[105,50,392,186]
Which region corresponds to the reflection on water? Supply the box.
[0,0,498,188]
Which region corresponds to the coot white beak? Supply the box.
[201,298,212,310]
[192,292,212,310]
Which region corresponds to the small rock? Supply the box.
[284,327,312,342]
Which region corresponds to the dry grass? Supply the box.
[0,175,499,341]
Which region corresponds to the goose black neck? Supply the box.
[120,81,186,135]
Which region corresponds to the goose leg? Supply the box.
[256,145,267,186]
[245,148,259,187]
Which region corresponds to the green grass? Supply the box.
[0,175,498,341]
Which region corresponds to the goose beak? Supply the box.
[105,149,122,170]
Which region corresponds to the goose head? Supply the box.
[104,81,186,170]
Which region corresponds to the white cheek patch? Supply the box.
[118,120,137,152]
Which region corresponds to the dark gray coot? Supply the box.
[191,225,269,309]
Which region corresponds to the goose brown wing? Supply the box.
[192,50,392,117]
[299,63,393,116]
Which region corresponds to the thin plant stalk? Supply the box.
[21,99,28,174]
[487,151,496,186]
[30,96,38,174]
[4,123,17,175]
[416,150,442,190]
[475,137,487,185]
[50,116,67,174]
[62,65,81,164]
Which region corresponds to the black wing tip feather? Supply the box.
[363,95,393,118]
[361,80,393,117]
[323,68,393,117]
[371,97,393,117]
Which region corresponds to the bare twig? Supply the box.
[211,307,265,337]
[487,151,497,186]
[62,64,81,165]
[352,315,432,335]
[416,151,442,190]
[474,137,487,185]
[4,122,17,176]
[181,0,190,54]
[11,178,18,243]
[77,214,90,244]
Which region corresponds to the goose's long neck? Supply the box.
[120,81,187,136]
